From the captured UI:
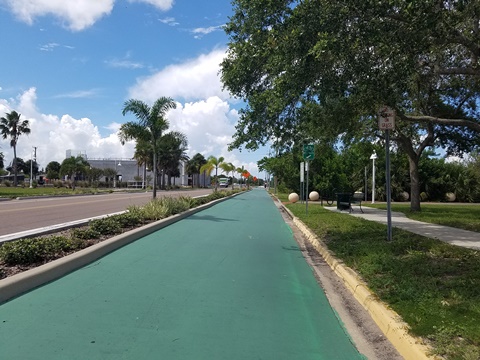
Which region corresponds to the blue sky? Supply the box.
[0,0,268,178]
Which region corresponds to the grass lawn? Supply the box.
[276,193,480,359]
[369,203,480,232]
[0,187,108,198]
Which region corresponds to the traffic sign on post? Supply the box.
[378,106,395,130]
[303,144,315,160]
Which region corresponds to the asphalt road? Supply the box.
[0,189,213,236]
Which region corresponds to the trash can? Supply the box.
[336,193,351,211]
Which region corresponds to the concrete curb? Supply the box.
[280,204,435,360]
[0,194,235,305]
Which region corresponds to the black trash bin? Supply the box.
[336,193,351,211]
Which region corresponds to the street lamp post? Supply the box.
[370,151,377,204]
[29,146,37,188]
[113,160,121,188]
[364,166,367,202]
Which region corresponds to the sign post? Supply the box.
[300,162,305,203]
[378,106,395,241]
[303,145,314,215]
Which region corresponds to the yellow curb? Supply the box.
[283,205,437,360]
[0,194,236,305]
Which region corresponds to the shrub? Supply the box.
[140,200,171,220]
[0,238,44,265]
[0,236,84,266]
[70,227,101,240]
[89,217,122,236]
[4,180,11,187]
[110,212,143,228]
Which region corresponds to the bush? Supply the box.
[110,212,143,228]
[0,236,85,266]
[4,180,11,187]
[70,227,101,240]
[89,217,122,236]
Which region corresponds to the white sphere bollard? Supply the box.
[288,193,299,203]
[309,191,319,201]
[446,192,456,202]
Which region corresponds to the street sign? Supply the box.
[303,144,315,160]
[378,106,395,130]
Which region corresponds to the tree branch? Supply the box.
[399,113,480,132]
[417,122,436,156]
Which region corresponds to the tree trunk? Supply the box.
[408,156,421,212]
[152,152,157,198]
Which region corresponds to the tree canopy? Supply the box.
[0,110,31,186]
[120,97,176,198]
[221,0,480,210]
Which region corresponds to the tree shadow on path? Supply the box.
[187,214,238,223]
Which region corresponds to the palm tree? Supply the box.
[119,97,176,199]
[132,139,153,189]
[200,161,215,188]
[158,131,189,188]
[236,166,245,187]
[220,162,235,189]
[0,110,31,186]
[200,156,225,191]
[187,153,207,188]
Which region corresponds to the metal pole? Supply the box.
[365,166,367,201]
[29,149,33,188]
[306,161,309,215]
[300,162,304,204]
[114,160,117,188]
[372,157,376,204]
[386,130,393,241]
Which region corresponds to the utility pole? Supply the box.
[29,146,37,188]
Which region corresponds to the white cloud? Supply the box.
[128,0,174,11]
[39,42,59,51]
[191,25,224,39]
[0,88,134,168]
[128,48,229,102]
[127,48,260,176]
[0,88,259,176]
[53,89,99,99]
[105,58,144,69]
[167,97,258,175]
[4,0,115,31]
[159,17,178,26]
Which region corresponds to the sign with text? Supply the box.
[378,106,395,130]
[303,144,315,160]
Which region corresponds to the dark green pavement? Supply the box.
[0,189,364,359]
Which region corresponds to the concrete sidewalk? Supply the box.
[326,206,480,250]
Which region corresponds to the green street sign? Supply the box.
[303,144,315,160]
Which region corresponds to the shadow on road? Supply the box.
[187,214,238,222]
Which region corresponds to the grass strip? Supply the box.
[0,187,109,198]
[286,202,480,360]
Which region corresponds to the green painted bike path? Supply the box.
[0,189,364,359]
